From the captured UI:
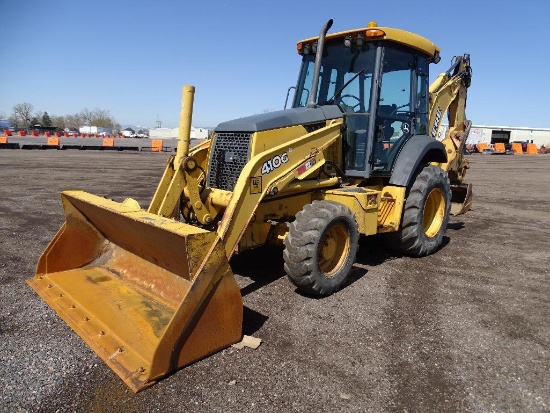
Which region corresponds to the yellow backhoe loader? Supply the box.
[28,19,472,392]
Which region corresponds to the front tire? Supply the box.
[283,200,359,296]
[391,165,451,256]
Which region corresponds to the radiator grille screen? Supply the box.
[207,132,252,191]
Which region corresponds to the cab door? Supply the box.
[371,46,429,174]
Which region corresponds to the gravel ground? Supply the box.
[0,151,548,412]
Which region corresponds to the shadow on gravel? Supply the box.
[356,235,403,266]
[242,306,269,336]
[230,246,286,297]
[292,265,369,299]
[447,221,465,231]
[229,247,281,335]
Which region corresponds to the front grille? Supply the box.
[207,132,252,191]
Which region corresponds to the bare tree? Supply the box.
[92,108,116,128]
[8,113,18,128]
[65,113,84,130]
[5,104,119,132]
[52,115,66,129]
[30,111,41,127]
[13,102,34,129]
[81,108,94,125]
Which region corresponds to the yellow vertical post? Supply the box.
[175,85,195,166]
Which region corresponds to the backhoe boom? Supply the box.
[429,54,473,214]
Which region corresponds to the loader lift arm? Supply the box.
[150,112,345,258]
[216,120,343,257]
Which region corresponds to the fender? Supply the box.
[389,135,447,187]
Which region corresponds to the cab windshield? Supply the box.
[292,39,376,112]
[293,39,376,172]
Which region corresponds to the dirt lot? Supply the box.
[0,151,548,412]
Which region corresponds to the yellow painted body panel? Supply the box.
[376,186,407,233]
[250,125,307,155]
[239,191,319,250]
[324,188,380,236]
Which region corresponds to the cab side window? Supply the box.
[372,46,416,173]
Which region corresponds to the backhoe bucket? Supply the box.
[450,183,473,215]
[27,190,243,392]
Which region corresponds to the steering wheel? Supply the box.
[339,94,362,112]
[391,103,410,116]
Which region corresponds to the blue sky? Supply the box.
[1,0,549,129]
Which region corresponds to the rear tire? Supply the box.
[283,200,359,296]
[390,165,451,256]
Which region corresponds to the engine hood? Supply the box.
[214,105,343,133]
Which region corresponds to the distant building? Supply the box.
[121,127,135,137]
[79,126,112,135]
[149,127,210,140]
[438,124,550,148]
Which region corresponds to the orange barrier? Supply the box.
[4,129,12,136]
[151,139,163,152]
[31,131,39,137]
[476,142,488,153]
[47,137,60,146]
[54,132,61,137]
[493,142,505,153]
[511,142,523,154]
[0,137,7,144]
[44,132,51,137]
[64,132,69,137]
[18,131,26,137]
[102,138,114,147]
[526,143,538,154]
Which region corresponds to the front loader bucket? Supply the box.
[450,183,473,215]
[27,190,243,392]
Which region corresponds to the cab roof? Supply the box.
[297,24,441,62]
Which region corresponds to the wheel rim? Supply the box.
[422,188,445,238]
[318,222,349,277]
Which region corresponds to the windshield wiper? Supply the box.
[327,69,365,104]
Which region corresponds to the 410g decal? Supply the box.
[261,152,289,175]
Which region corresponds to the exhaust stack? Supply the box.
[307,19,333,108]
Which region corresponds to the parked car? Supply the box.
[482,148,495,155]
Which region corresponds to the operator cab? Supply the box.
[293,24,435,178]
